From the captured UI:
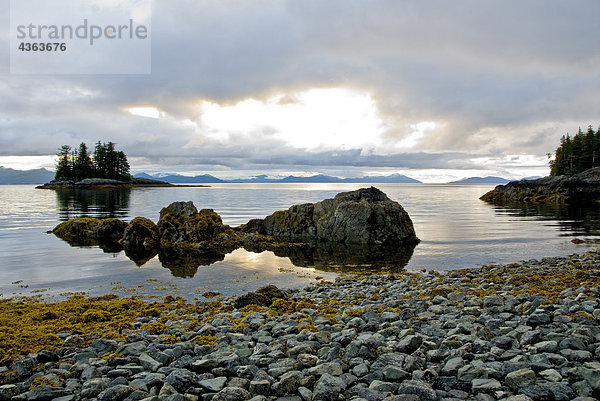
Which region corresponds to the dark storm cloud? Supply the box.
[0,0,599,175]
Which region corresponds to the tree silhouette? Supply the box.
[54,141,131,181]
[550,125,600,176]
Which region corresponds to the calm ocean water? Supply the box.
[1,183,599,300]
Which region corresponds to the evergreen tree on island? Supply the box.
[54,141,131,181]
[549,125,600,176]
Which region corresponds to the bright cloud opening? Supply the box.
[197,88,386,151]
[127,107,165,119]
[397,122,437,149]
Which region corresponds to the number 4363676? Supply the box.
[18,42,66,51]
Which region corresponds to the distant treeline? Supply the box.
[550,125,600,176]
[55,141,130,181]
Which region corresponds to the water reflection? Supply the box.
[55,188,130,220]
[491,201,600,237]
[266,242,415,272]
[105,239,415,277]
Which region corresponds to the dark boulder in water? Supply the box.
[242,187,419,246]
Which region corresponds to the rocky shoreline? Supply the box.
[36,178,208,190]
[480,167,600,205]
[2,252,600,401]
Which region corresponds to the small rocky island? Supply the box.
[480,167,600,205]
[37,141,207,189]
[50,187,419,274]
[36,177,190,190]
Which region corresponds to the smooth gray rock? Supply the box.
[199,377,227,392]
[138,353,162,372]
[442,357,465,376]
[307,362,343,376]
[81,378,110,398]
[165,369,197,393]
[274,371,302,395]
[312,373,346,401]
[396,335,422,354]
[471,378,502,393]
[505,369,536,389]
[97,384,133,401]
[0,384,19,401]
[212,387,251,401]
[396,380,437,401]
[27,385,67,401]
[582,361,600,390]
[249,380,271,396]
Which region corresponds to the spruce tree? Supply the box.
[73,142,94,181]
[55,145,72,181]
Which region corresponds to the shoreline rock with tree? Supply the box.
[37,141,204,189]
[480,167,600,205]
[481,125,600,205]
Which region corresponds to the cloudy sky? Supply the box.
[1,0,599,182]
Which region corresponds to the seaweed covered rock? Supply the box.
[121,217,157,251]
[157,208,232,247]
[244,187,419,246]
[481,167,600,205]
[233,285,288,308]
[50,190,420,274]
[52,217,127,247]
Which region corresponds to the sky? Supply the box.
[1,0,599,183]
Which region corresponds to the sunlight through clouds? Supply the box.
[127,106,165,119]
[396,122,437,149]
[197,88,386,151]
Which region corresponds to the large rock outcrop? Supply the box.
[243,187,419,246]
[51,188,419,273]
[480,167,600,205]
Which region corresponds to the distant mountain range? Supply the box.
[448,176,511,184]
[134,172,422,184]
[1,167,532,185]
[0,167,54,184]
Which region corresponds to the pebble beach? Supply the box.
[2,251,600,401]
